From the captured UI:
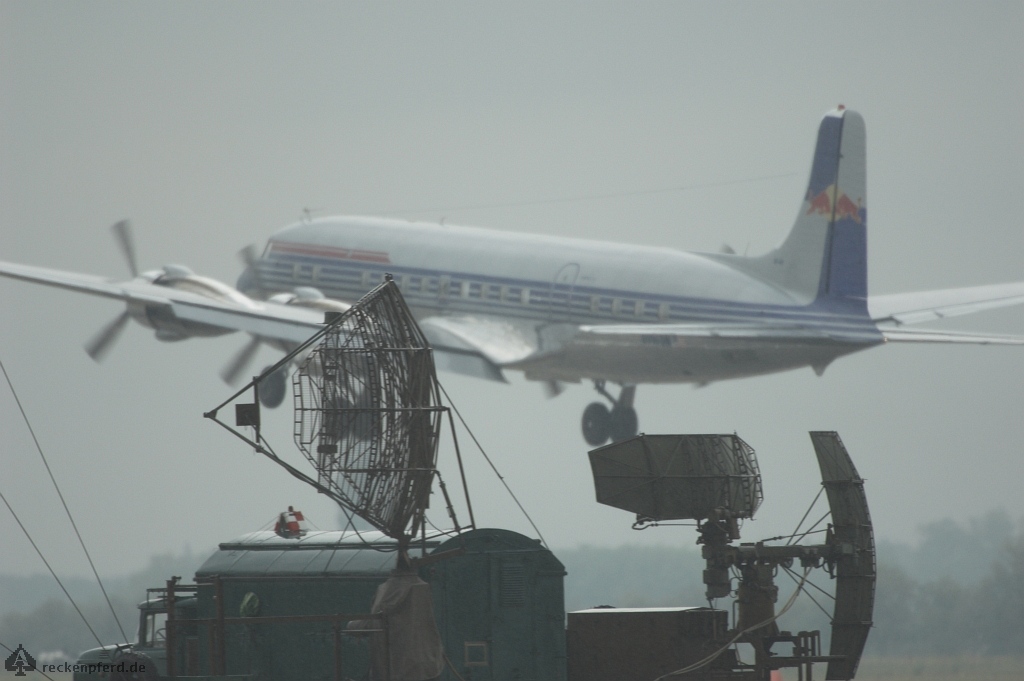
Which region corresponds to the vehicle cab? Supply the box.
[73,587,197,680]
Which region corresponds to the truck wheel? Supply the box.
[110,652,160,681]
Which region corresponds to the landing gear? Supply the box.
[582,402,612,446]
[581,382,638,446]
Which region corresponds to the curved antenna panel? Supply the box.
[588,434,762,521]
[293,280,445,543]
[811,431,875,681]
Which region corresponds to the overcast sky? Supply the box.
[1,2,1022,581]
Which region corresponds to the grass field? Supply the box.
[851,656,1023,681]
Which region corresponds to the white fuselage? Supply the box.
[249,216,881,385]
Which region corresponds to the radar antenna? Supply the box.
[292,279,444,544]
[588,431,875,680]
[206,278,474,553]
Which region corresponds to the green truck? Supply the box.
[73,526,567,681]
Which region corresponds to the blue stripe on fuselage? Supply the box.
[258,251,882,343]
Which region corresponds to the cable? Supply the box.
[782,564,835,603]
[437,382,548,548]
[782,565,833,621]
[760,528,828,543]
[652,567,813,680]
[791,511,831,546]
[0,639,58,681]
[1,357,130,642]
[1,358,130,639]
[786,487,824,546]
[0,488,104,648]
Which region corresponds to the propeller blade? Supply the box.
[112,219,139,278]
[543,380,565,398]
[237,244,267,298]
[85,311,131,362]
[220,336,262,385]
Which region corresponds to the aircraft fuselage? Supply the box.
[246,216,882,385]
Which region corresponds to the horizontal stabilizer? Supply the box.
[578,321,882,344]
[870,282,1024,326]
[881,328,1024,345]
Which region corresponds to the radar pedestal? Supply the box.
[576,432,875,681]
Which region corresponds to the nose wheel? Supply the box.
[581,382,638,446]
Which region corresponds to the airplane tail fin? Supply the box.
[720,108,868,311]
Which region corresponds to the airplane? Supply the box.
[2,107,1023,445]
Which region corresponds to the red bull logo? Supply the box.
[806,185,835,216]
[805,184,864,223]
[834,193,863,222]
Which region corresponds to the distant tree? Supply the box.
[975,534,1024,654]
[866,562,918,656]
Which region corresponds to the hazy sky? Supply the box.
[1,2,1022,581]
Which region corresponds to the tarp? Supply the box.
[350,568,444,681]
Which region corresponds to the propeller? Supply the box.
[222,246,268,385]
[543,380,565,398]
[113,219,139,277]
[237,244,267,299]
[85,311,131,362]
[84,220,140,362]
[220,336,262,385]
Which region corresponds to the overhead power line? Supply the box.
[1,356,128,643]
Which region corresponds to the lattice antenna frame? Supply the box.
[292,280,447,544]
[205,278,474,549]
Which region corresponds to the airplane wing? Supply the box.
[0,261,536,379]
[418,315,540,383]
[868,282,1024,326]
[0,260,325,344]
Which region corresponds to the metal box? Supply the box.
[567,607,728,681]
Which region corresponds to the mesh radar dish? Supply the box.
[292,280,445,544]
[205,278,475,550]
[588,434,762,523]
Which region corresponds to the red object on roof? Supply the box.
[274,506,309,538]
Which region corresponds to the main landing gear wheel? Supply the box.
[581,382,639,446]
[582,402,612,446]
